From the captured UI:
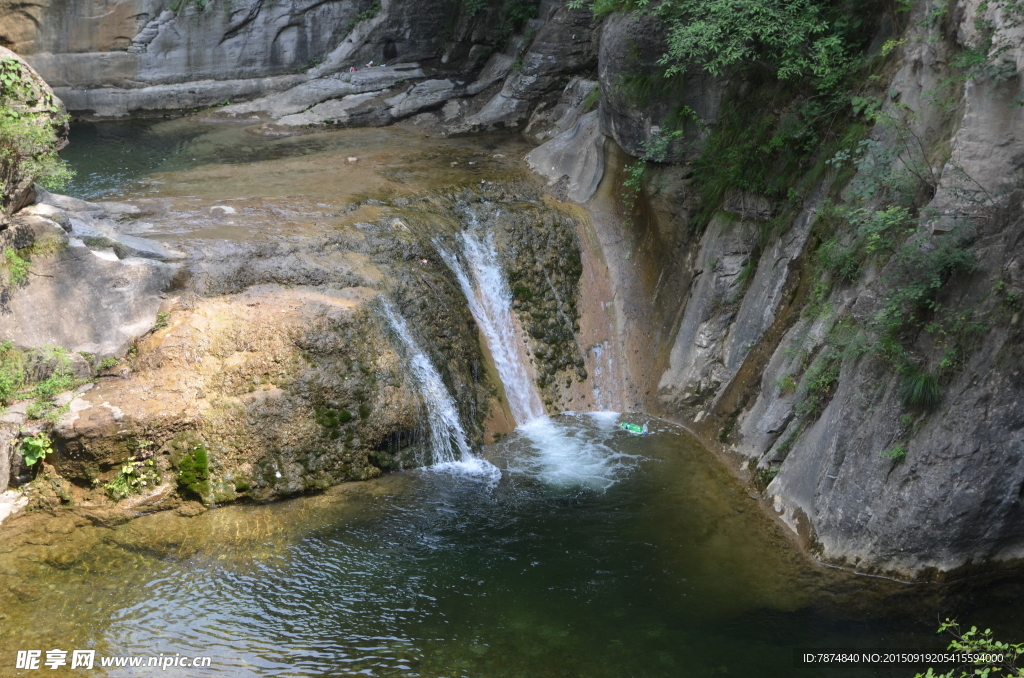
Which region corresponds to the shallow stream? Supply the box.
[2,118,1020,677]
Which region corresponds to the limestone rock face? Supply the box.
[0,199,178,359]
[52,285,421,504]
[460,4,599,130]
[766,196,1024,576]
[3,0,376,86]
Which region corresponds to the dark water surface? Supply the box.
[5,414,1022,677]
[23,120,1024,677]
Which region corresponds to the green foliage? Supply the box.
[621,160,650,216]
[154,312,170,330]
[358,402,371,419]
[915,620,1024,678]
[25,401,46,419]
[104,458,160,501]
[32,346,75,400]
[3,247,30,286]
[169,0,211,13]
[98,357,119,370]
[0,340,25,404]
[512,285,534,301]
[0,57,73,203]
[345,2,381,32]
[898,363,941,410]
[19,432,52,466]
[573,0,881,96]
[582,86,601,112]
[880,443,906,463]
[873,230,978,341]
[654,0,859,91]
[796,352,841,418]
[315,406,353,438]
[777,373,798,395]
[460,0,488,16]
[175,445,210,498]
[689,86,861,231]
[500,0,539,28]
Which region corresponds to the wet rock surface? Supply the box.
[0,125,590,525]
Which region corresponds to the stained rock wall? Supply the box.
[531,0,1024,578]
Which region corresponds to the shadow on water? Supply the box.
[2,414,1022,677]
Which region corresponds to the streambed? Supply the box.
[3,118,1021,677]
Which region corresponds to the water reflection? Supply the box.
[2,416,1014,677]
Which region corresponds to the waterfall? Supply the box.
[380,299,473,466]
[435,223,545,425]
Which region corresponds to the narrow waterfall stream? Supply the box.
[380,299,496,477]
[435,215,546,425]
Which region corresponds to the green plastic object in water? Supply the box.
[620,422,644,434]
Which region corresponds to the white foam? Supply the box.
[380,299,472,466]
[435,219,545,425]
[428,457,503,486]
[586,411,621,430]
[511,415,637,491]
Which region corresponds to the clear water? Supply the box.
[26,119,1024,677]
[435,221,545,425]
[3,414,1021,677]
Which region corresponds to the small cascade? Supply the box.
[436,220,545,425]
[380,299,474,466]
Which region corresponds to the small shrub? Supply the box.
[0,56,75,206]
[3,248,30,286]
[19,432,52,466]
[898,365,941,410]
[25,401,46,419]
[154,312,169,330]
[344,1,380,32]
[915,619,1024,678]
[358,403,371,419]
[98,357,119,370]
[0,342,25,404]
[104,458,160,501]
[816,238,860,283]
[880,444,906,463]
[512,285,534,301]
[777,373,798,395]
[797,353,841,418]
[33,365,74,400]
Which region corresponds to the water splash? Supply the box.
[380,299,475,467]
[436,221,545,425]
[507,412,639,492]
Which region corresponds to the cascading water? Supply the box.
[380,299,486,473]
[435,217,545,425]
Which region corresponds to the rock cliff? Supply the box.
[527,0,1024,579]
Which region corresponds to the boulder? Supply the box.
[598,12,724,162]
[525,111,607,204]
[0,47,69,222]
